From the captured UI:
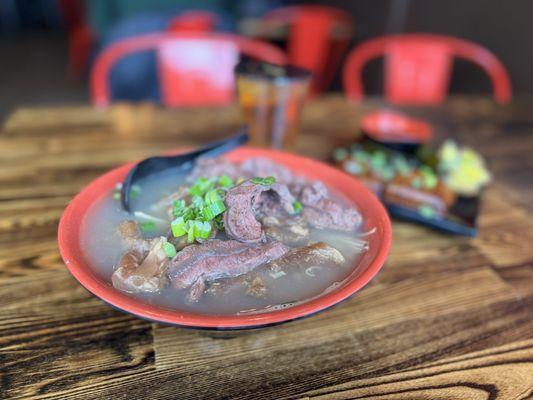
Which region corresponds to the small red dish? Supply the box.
[361,110,433,144]
[58,148,392,330]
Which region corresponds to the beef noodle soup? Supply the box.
[81,157,372,315]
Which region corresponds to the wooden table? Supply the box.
[1,96,532,399]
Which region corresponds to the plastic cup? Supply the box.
[236,60,311,149]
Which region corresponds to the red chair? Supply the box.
[58,0,94,79]
[167,11,219,33]
[262,5,354,96]
[343,34,512,105]
[91,32,287,107]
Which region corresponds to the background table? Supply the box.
[1,96,532,399]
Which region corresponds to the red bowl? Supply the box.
[361,110,433,144]
[58,148,392,330]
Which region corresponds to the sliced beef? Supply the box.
[187,157,242,183]
[169,239,289,301]
[206,273,267,299]
[261,215,310,246]
[268,242,345,272]
[240,157,294,184]
[299,182,362,232]
[224,180,296,243]
[112,237,169,293]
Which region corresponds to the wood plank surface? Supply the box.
[0,96,532,399]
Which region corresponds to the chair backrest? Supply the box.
[343,34,512,105]
[262,5,353,95]
[167,11,218,33]
[91,32,287,107]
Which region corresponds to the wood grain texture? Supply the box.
[0,96,532,399]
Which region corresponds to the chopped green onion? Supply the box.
[189,177,214,197]
[172,199,186,217]
[292,201,303,214]
[333,148,348,162]
[371,151,387,169]
[171,217,187,237]
[163,241,177,258]
[353,150,368,162]
[236,177,245,185]
[139,221,156,233]
[130,184,141,200]
[218,175,234,188]
[187,223,195,243]
[193,220,212,239]
[420,165,438,189]
[215,216,224,231]
[204,189,221,205]
[202,200,226,220]
[381,166,396,181]
[251,176,276,186]
[418,204,436,219]
[191,195,204,209]
[344,160,363,175]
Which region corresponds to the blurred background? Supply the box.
[0,0,531,122]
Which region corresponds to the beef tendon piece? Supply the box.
[299,182,362,232]
[261,215,310,246]
[169,239,289,301]
[268,242,345,272]
[112,237,169,293]
[224,180,296,243]
[117,220,152,253]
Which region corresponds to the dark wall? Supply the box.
[321,0,533,95]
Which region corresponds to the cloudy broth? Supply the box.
[80,166,367,316]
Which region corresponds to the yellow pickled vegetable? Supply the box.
[438,140,491,196]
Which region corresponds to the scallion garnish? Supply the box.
[202,200,226,220]
[189,177,214,197]
[218,175,234,188]
[130,184,141,200]
[204,189,221,205]
[251,176,276,186]
[193,220,212,239]
[171,216,187,237]
[163,241,177,258]
[291,200,303,214]
[139,221,156,233]
[169,176,230,243]
[172,199,186,217]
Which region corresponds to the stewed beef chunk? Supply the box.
[112,237,169,293]
[169,239,289,301]
[268,242,345,272]
[300,182,362,232]
[224,180,296,243]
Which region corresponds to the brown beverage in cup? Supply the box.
[236,61,311,149]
